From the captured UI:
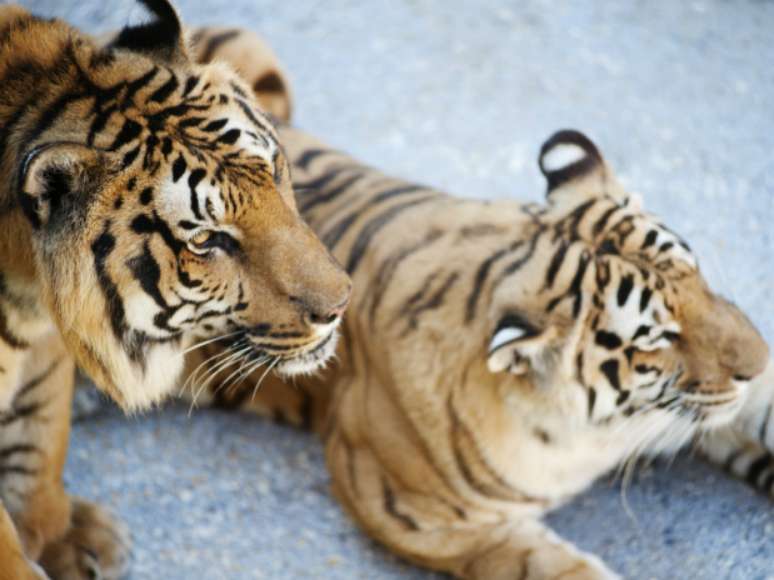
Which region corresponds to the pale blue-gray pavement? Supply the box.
[21,0,774,578]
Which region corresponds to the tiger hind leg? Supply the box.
[325,393,618,580]
[0,333,130,579]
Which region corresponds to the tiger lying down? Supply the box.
[0,3,350,578]
[186,28,774,579]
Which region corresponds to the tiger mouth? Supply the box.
[244,326,335,357]
[191,326,339,390]
[682,380,749,428]
[272,330,339,376]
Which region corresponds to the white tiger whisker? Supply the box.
[251,357,280,402]
[215,358,253,394]
[196,346,252,392]
[183,347,237,393]
[182,329,245,355]
[196,346,251,391]
[188,345,252,413]
[184,341,250,393]
[225,355,272,393]
[218,354,271,394]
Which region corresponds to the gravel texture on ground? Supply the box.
[21,0,774,578]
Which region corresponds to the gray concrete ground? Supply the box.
[20,0,774,578]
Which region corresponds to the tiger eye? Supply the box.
[190,230,213,249]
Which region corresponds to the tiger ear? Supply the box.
[109,0,189,64]
[188,27,294,122]
[18,143,112,230]
[538,129,631,206]
[487,314,556,376]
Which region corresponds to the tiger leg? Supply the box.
[699,428,774,496]
[39,498,131,580]
[699,358,774,495]
[325,385,617,580]
[0,333,130,579]
[0,501,47,580]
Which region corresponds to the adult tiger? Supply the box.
[0,4,349,579]
[188,28,772,579]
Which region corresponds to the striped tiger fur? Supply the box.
[0,4,351,579]
[187,27,772,580]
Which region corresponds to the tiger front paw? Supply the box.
[39,498,131,580]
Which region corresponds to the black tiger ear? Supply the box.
[538,129,633,205]
[18,143,110,230]
[538,130,603,193]
[110,0,188,64]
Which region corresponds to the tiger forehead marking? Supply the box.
[84,64,282,222]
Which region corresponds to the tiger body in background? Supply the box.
[0,4,350,578]
[188,28,774,579]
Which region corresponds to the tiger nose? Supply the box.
[301,286,352,327]
[309,302,347,325]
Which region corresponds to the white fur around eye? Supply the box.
[634,322,682,351]
[635,338,668,352]
[487,327,532,374]
[541,143,586,172]
[489,327,526,353]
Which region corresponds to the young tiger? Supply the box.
[188,28,773,579]
[0,4,350,579]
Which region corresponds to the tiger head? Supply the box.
[13,0,350,409]
[485,130,767,444]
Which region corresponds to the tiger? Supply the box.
[0,4,350,579]
[186,27,773,579]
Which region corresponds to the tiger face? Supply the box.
[11,1,350,409]
[486,131,768,447]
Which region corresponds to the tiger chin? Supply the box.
[188,27,774,580]
[0,4,350,580]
